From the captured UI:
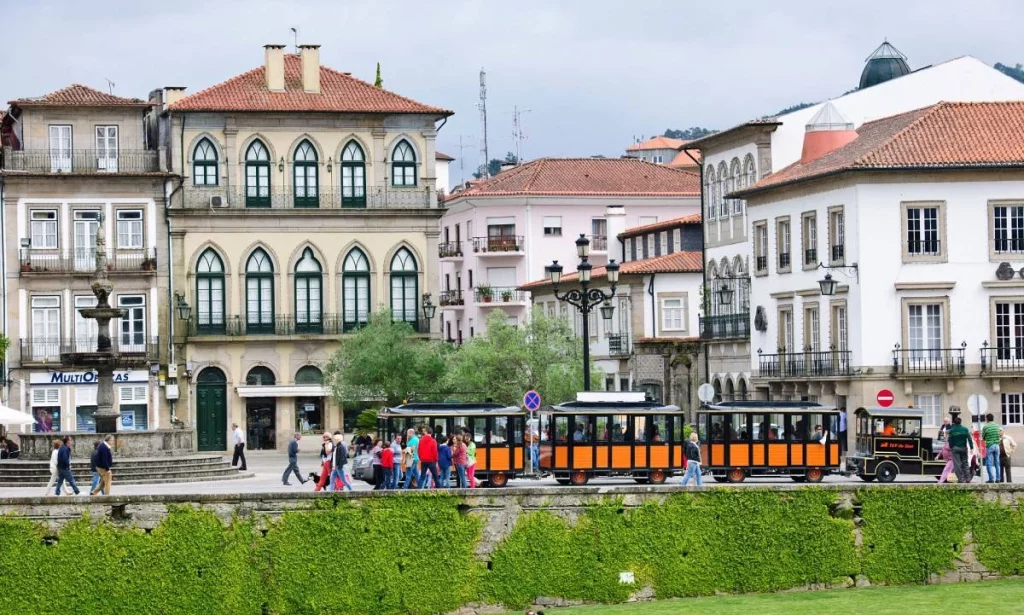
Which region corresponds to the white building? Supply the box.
[735,100,1024,441]
[689,42,1024,403]
[435,151,453,196]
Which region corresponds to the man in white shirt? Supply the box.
[231,422,247,471]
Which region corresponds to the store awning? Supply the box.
[235,385,328,398]
[0,404,36,426]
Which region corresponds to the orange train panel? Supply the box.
[476,448,489,471]
[611,446,632,469]
[594,446,610,468]
[830,443,839,463]
[674,445,684,465]
[649,445,669,468]
[634,446,647,467]
[710,444,725,466]
[514,447,523,470]
[728,444,749,466]
[489,448,511,471]
[752,445,766,466]
[572,447,595,469]
[555,446,569,468]
[790,445,804,466]
[805,444,826,466]
[768,444,788,466]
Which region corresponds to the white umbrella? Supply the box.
[0,404,36,426]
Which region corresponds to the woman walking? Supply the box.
[313,432,334,492]
[42,439,61,496]
[463,427,478,488]
[371,439,385,490]
[452,434,468,488]
[1000,428,1016,483]
[390,435,403,489]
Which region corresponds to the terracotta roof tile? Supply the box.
[619,213,702,239]
[170,54,450,115]
[627,136,688,151]
[667,149,701,168]
[10,84,149,107]
[739,102,1024,196]
[448,158,700,199]
[685,118,781,150]
[519,251,702,290]
[435,151,455,161]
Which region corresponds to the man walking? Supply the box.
[948,416,972,484]
[282,432,307,486]
[838,408,848,457]
[89,440,106,495]
[91,435,114,495]
[402,428,420,490]
[55,436,81,496]
[329,433,353,492]
[680,432,703,487]
[982,413,1002,483]
[418,426,440,489]
[231,422,247,471]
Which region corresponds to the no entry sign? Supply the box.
[876,389,895,408]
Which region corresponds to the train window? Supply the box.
[876,418,920,437]
[611,415,629,442]
[752,414,767,440]
[767,414,783,441]
[571,419,587,442]
[808,414,825,443]
[490,416,508,444]
[595,415,610,443]
[650,415,667,443]
[555,415,570,442]
[709,414,726,442]
[634,416,647,442]
[512,416,523,445]
[473,418,486,444]
[453,416,469,437]
[670,416,684,442]
[540,414,551,442]
[731,414,750,441]
[785,415,808,441]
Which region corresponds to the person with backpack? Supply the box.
[680,432,703,487]
[329,433,353,492]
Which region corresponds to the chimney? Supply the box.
[163,87,186,109]
[801,101,857,164]
[299,44,321,93]
[605,205,627,262]
[264,44,286,91]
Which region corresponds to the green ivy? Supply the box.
[972,498,1024,576]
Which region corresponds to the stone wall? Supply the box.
[15,428,196,460]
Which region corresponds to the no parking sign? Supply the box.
[523,390,542,411]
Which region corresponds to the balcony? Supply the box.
[180,186,432,210]
[700,313,750,340]
[608,334,631,357]
[993,237,1024,256]
[906,239,941,257]
[891,343,966,376]
[439,290,465,308]
[474,287,527,306]
[591,235,608,252]
[19,248,157,275]
[980,343,1024,376]
[758,349,852,378]
[438,242,464,260]
[20,337,159,366]
[4,149,160,174]
[187,314,431,337]
[471,236,524,255]
[831,244,845,263]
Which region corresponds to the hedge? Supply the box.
[0,489,1021,614]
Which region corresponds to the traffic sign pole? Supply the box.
[523,390,542,477]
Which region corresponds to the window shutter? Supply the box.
[33,388,61,405]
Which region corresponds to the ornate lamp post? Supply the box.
[546,234,620,391]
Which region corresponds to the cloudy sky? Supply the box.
[3,0,1022,180]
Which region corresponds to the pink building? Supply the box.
[437,158,700,342]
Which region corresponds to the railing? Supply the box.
[758,348,852,378]
[471,236,524,253]
[608,334,630,357]
[591,235,608,251]
[438,242,464,258]
[831,244,845,262]
[19,337,159,364]
[439,290,465,306]
[187,314,430,337]
[5,149,161,174]
[993,237,1024,255]
[755,256,768,273]
[980,343,1024,375]
[906,239,941,256]
[180,186,432,210]
[804,248,817,266]
[700,313,750,340]
[474,287,526,304]
[778,252,791,269]
[891,343,966,375]
[19,248,157,274]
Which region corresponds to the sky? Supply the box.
[3,0,1023,182]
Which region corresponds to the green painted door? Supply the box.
[196,368,227,451]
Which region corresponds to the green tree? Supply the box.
[323,309,449,407]
[995,62,1024,83]
[354,408,379,435]
[374,62,383,88]
[662,127,716,140]
[473,152,519,179]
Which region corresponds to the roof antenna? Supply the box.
[104,78,115,95]
[290,27,298,53]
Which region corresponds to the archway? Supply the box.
[196,367,227,451]
[246,366,277,450]
[295,365,324,434]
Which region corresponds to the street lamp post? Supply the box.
[546,234,620,391]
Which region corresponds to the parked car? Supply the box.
[352,451,375,484]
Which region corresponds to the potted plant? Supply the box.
[141,257,156,271]
[477,284,493,303]
[21,262,31,272]
[501,290,513,302]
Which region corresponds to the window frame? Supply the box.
[830,299,848,353]
[914,393,943,428]
[658,294,688,334]
[95,125,119,171]
[801,210,817,270]
[294,248,323,333]
[990,296,1024,362]
[901,201,947,263]
[293,140,319,208]
[115,209,144,249]
[117,294,146,350]
[828,205,845,265]
[705,167,717,221]
[342,248,371,331]
[542,216,563,237]
[901,296,951,361]
[391,140,417,187]
[1002,393,1023,427]
[753,220,768,276]
[390,248,419,326]
[245,249,275,334]
[778,305,795,353]
[195,249,226,334]
[341,141,367,208]
[244,140,271,208]
[776,216,791,273]
[989,200,1024,259]
[803,303,820,353]
[30,209,59,249]
[192,138,219,186]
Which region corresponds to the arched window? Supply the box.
[741,154,756,217]
[245,140,271,208]
[704,167,716,221]
[195,249,225,334]
[293,140,319,208]
[193,139,218,186]
[717,162,729,218]
[391,140,417,187]
[341,141,366,208]
[294,248,322,333]
[729,158,742,215]
[342,248,370,331]
[245,248,274,333]
[246,366,276,386]
[390,248,418,327]
[295,365,323,385]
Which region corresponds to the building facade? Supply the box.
[1,85,171,434]
[159,44,450,451]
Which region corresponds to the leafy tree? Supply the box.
[354,409,379,435]
[323,309,449,407]
[662,127,716,140]
[473,152,519,179]
[772,101,817,116]
[995,62,1024,84]
[374,62,383,88]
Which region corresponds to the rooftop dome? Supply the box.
[859,41,911,90]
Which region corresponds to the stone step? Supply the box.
[0,454,228,469]
[0,455,248,486]
[0,465,241,481]
[0,466,247,484]
[0,459,232,475]
[0,471,255,488]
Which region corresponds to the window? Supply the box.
[994,301,1024,361]
[342,248,370,331]
[31,388,60,433]
[95,125,118,171]
[829,206,845,263]
[391,140,417,186]
[903,202,945,261]
[754,222,768,274]
[245,140,271,207]
[592,218,607,251]
[30,296,61,361]
[74,295,98,352]
[542,216,562,236]
[118,295,146,352]
[293,140,319,208]
[116,210,143,249]
[729,158,741,215]
[294,248,323,333]
[49,125,72,172]
[831,303,848,352]
[717,162,729,218]
[192,138,219,186]
[1002,393,1023,426]
[468,269,473,289]
[804,305,820,352]
[639,216,658,227]
[993,203,1024,255]
[661,297,686,332]
[390,248,418,325]
[245,248,274,334]
[914,394,943,428]
[118,385,149,431]
[778,307,794,352]
[486,219,518,251]
[196,249,225,334]
[30,210,58,249]
[73,210,100,272]
[705,167,716,221]
[777,218,791,271]
[651,155,663,164]
[341,141,366,207]
[908,303,944,361]
[802,212,817,267]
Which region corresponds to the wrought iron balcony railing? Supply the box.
[608,334,630,357]
[471,236,524,253]
[778,252,791,269]
[438,242,464,258]
[19,248,157,274]
[180,186,432,210]
[474,287,526,304]
[906,239,942,257]
[831,244,845,262]
[700,313,750,340]
[891,343,966,376]
[20,337,159,364]
[804,248,817,266]
[439,290,465,306]
[758,348,852,378]
[4,149,161,174]
[980,343,1024,375]
[187,313,430,337]
[755,256,768,273]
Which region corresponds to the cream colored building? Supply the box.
[158,45,450,451]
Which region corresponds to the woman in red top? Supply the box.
[380,439,395,490]
[451,434,469,488]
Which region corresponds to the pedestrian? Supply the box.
[680,432,703,487]
[1000,428,1016,483]
[390,435,403,489]
[452,433,468,488]
[231,422,247,471]
[90,435,114,495]
[329,433,353,492]
[982,413,1002,483]
[313,432,333,492]
[89,440,105,495]
[937,436,955,484]
[838,408,848,457]
[418,426,441,489]
[282,432,307,486]
[463,427,478,488]
[402,428,420,490]
[54,436,81,496]
[937,416,952,441]
[371,439,385,490]
[0,438,20,459]
[947,416,972,484]
[42,439,61,496]
[381,437,395,490]
[437,434,453,488]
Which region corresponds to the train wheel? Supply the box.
[727,469,746,483]
[648,469,667,485]
[712,475,729,483]
[805,468,825,484]
[555,478,571,486]
[489,472,509,488]
[859,474,876,482]
[876,462,898,484]
[633,478,650,484]
[791,476,807,483]
[569,470,590,486]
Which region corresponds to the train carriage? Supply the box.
[846,407,949,482]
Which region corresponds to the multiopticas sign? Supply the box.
[30,370,148,385]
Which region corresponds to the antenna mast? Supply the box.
[512,105,531,164]
[478,68,489,178]
[104,78,115,95]
[456,134,474,185]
